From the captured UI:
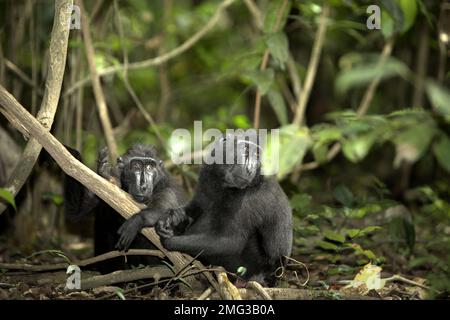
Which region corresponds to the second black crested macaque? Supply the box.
[64,144,185,273]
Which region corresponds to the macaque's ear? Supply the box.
[158,159,164,167]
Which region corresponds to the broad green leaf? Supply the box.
[336,58,410,95]
[245,69,275,95]
[265,32,289,69]
[433,134,450,174]
[345,226,382,239]
[316,240,340,251]
[393,122,435,166]
[381,0,403,38]
[324,230,345,243]
[381,0,417,38]
[333,185,354,207]
[263,0,291,34]
[398,0,417,33]
[267,88,288,125]
[426,81,450,117]
[312,143,328,164]
[261,125,311,178]
[341,134,376,163]
[0,188,16,211]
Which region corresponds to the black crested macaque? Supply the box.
[151,132,293,285]
[64,144,185,273]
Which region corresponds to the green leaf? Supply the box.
[245,69,275,95]
[341,134,376,163]
[0,188,16,211]
[263,0,290,34]
[232,115,251,129]
[265,32,289,69]
[393,122,435,166]
[267,88,288,125]
[336,57,410,95]
[333,185,354,207]
[433,134,450,174]
[290,193,312,210]
[381,0,417,38]
[426,81,450,117]
[237,266,247,276]
[316,240,340,251]
[115,288,126,300]
[398,0,417,33]
[312,143,328,164]
[345,226,382,239]
[324,230,345,243]
[261,125,311,178]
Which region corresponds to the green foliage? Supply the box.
[265,32,289,69]
[0,188,16,211]
[336,55,411,95]
[381,0,417,38]
[261,125,311,178]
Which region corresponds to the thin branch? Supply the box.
[81,266,174,290]
[253,0,290,129]
[412,21,429,108]
[294,38,396,176]
[78,0,118,163]
[0,0,72,215]
[0,249,165,272]
[4,58,44,96]
[292,4,330,126]
[63,0,237,97]
[113,0,165,147]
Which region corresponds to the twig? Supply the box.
[412,21,429,108]
[384,275,430,291]
[4,58,44,96]
[197,286,213,300]
[247,281,272,300]
[63,0,237,97]
[81,266,174,290]
[0,249,165,272]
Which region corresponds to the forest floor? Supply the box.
[0,236,435,300]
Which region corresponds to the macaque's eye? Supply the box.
[132,162,141,170]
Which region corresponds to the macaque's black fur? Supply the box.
[155,133,293,285]
[64,144,185,273]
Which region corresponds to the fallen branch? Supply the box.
[0,249,165,272]
[215,271,242,300]
[81,266,174,290]
[210,287,380,300]
[247,281,272,300]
